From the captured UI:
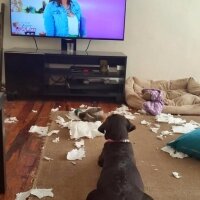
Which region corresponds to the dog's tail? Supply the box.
[142,192,154,200]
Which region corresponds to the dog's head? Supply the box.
[98,114,136,141]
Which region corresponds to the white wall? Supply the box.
[2,0,200,81]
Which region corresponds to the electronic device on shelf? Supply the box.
[69,66,100,74]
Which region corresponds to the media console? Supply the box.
[4,48,127,102]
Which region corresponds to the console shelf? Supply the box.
[4,48,127,102]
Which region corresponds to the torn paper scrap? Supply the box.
[51,107,60,112]
[15,190,30,200]
[67,147,86,160]
[133,112,140,115]
[43,156,53,161]
[55,116,68,128]
[156,113,186,124]
[160,130,173,136]
[111,104,135,120]
[141,120,151,126]
[79,104,87,108]
[123,114,135,120]
[172,172,182,179]
[150,127,159,133]
[75,139,84,148]
[16,188,54,200]
[114,104,130,112]
[154,124,160,128]
[161,146,188,159]
[31,188,54,198]
[149,124,161,133]
[47,130,60,136]
[4,117,18,123]
[172,122,200,134]
[52,137,60,143]
[67,120,103,139]
[29,126,49,137]
[189,120,200,127]
[111,112,135,120]
[156,135,164,140]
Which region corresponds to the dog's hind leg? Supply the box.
[86,189,105,200]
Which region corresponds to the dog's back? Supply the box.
[96,142,151,200]
[86,114,153,200]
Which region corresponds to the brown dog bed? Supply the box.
[125,77,200,115]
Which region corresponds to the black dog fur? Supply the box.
[86,114,153,200]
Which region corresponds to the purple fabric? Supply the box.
[142,89,164,116]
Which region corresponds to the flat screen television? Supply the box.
[10,0,127,41]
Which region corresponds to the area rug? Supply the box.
[29,111,200,200]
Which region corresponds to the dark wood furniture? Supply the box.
[0,92,5,193]
[0,3,5,88]
[4,48,127,102]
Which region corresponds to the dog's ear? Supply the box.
[98,115,114,139]
[127,119,136,132]
[98,120,107,133]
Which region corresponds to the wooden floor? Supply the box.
[0,98,119,200]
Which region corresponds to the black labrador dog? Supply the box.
[86,114,153,200]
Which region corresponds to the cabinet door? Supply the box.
[4,53,44,99]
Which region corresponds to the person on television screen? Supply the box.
[43,0,86,37]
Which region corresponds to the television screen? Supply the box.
[10,0,126,40]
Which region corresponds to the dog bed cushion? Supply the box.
[167,129,200,159]
[187,77,200,95]
[125,77,200,115]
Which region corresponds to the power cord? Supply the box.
[33,37,38,50]
[85,40,91,52]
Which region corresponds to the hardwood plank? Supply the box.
[0,94,5,194]
[1,100,52,200]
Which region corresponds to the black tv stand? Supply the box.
[4,48,127,102]
[61,38,76,52]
